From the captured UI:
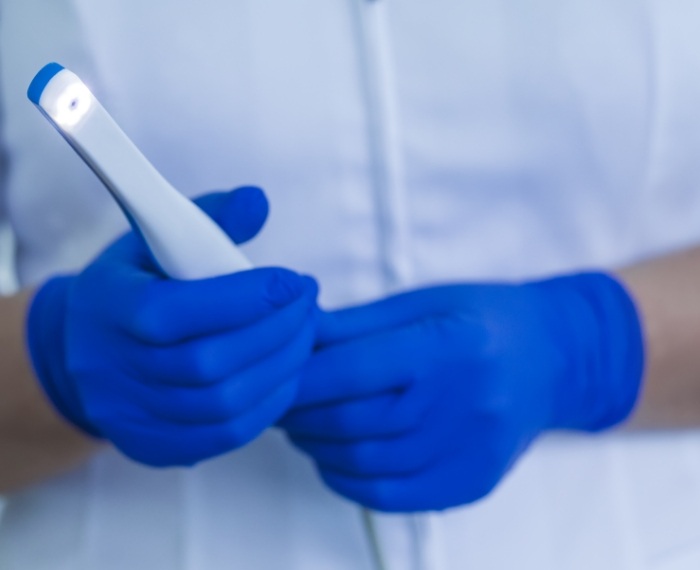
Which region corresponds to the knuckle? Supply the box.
[363,480,397,512]
[396,446,429,475]
[218,392,248,421]
[262,269,304,309]
[416,314,463,343]
[389,412,414,434]
[463,440,513,504]
[389,400,424,434]
[319,470,397,512]
[223,384,295,449]
[344,443,377,474]
[464,466,501,504]
[473,395,512,431]
[277,329,315,380]
[211,381,251,420]
[547,342,569,381]
[169,384,230,423]
[271,379,300,415]
[467,409,511,454]
[82,401,109,430]
[219,421,251,450]
[180,344,220,383]
[328,407,356,436]
[129,288,169,343]
[420,313,493,363]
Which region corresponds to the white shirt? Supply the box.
[3,1,700,568]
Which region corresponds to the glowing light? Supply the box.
[51,82,93,128]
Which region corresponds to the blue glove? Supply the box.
[28,186,319,467]
[280,273,644,511]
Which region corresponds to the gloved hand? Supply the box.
[28,186,319,467]
[280,273,644,511]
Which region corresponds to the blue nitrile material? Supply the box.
[281,272,645,512]
[27,63,65,105]
[27,186,319,467]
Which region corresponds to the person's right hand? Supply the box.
[26,186,318,467]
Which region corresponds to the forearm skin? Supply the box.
[0,290,98,494]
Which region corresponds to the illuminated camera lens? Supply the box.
[52,82,93,128]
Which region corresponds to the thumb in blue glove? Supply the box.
[280,273,644,511]
[28,186,319,467]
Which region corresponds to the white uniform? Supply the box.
[3,1,700,568]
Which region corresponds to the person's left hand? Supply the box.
[279,273,645,512]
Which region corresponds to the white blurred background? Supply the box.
[0,222,17,520]
[0,222,17,293]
